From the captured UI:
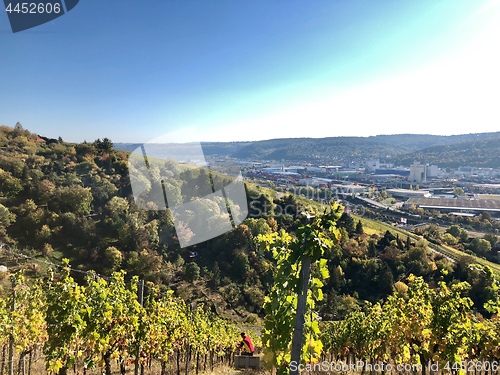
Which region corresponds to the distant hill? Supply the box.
[390,135,500,168]
[116,132,500,165]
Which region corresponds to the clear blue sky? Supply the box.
[1,0,499,143]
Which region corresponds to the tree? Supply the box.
[405,235,411,250]
[379,230,396,248]
[338,212,355,234]
[423,224,441,240]
[90,176,118,206]
[185,262,200,283]
[55,186,93,215]
[103,246,123,272]
[446,225,462,238]
[441,233,458,246]
[14,122,23,132]
[34,180,56,205]
[480,212,492,222]
[105,196,129,218]
[484,234,498,248]
[453,187,465,197]
[36,224,51,244]
[0,169,23,197]
[0,204,14,240]
[355,220,364,235]
[368,241,377,257]
[470,238,492,257]
[101,138,113,152]
[42,243,54,257]
[459,229,469,243]
[231,251,250,280]
[244,218,272,238]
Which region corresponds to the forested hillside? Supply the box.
[116,132,500,164]
[391,136,500,168]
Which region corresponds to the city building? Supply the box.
[409,162,427,183]
[386,188,431,199]
[366,159,380,172]
[427,165,439,178]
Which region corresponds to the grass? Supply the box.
[381,198,397,206]
[353,215,400,237]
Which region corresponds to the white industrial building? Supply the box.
[427,165,439,178]
[387,188,431,199]
[409,162,427,183]
[366,159,380,172]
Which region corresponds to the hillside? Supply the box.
[3,125,500,375]
[116,131,500,164]
[391,135,500,168]
[0,124,499,320]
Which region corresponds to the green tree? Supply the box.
[423,224,440,240]
[459,229,469,243]
[90,176,118,206]
[355,220,364,235]
[34,179,56,204]
[338,212,355,234]
[55,186,93,215]
[406,235,411,251]
[244,217,272,237]
[484,234,498,248]
[0,203,14,241]
[0,168,23,197]
[231,251,250,280]
[101,138,113,152]
[36,224,52,244]
[445,225,462,238]
[453,187,465,196]
[470,238,492,257]
[185,262,200,283]
[103,246,123,272]
[441,233,458,246]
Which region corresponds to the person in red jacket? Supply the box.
[237,332,254,356]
